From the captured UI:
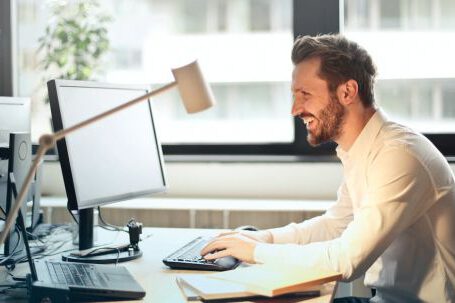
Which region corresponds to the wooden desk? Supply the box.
[0,227,336,302]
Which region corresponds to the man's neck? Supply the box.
[336,106,376,151]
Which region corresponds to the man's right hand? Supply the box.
[200,229,273,263]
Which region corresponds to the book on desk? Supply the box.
[176,264,341,302]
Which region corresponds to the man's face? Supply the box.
[291,58,345,146]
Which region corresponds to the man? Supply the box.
[201,34,455,302]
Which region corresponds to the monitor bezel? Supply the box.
[48,79,167,211]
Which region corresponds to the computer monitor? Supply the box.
[47,80,167,263]
[0,97,32,264]
[0,97,31,206]
[0,97,31,145]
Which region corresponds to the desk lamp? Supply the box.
[0,60,215,247]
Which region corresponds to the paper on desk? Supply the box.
[176,274,254,301]
[209,264,341,297]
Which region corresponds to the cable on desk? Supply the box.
[4,224,73,265]
[97,206,128,233]
[78,246,121,266]
[0,225,23,266]
[24,225,74,259]
[0,282,26,288]
[0,281,27,296]
[0,205,6,218]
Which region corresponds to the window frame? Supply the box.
[2,0,455,161]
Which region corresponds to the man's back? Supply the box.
[358,115,455,302]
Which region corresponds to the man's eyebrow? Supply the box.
[291,85,310,93]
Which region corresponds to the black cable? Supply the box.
[25,231,45,244]
[66,203,79,224]
[0,205,6,217]
[97,206,128,233]
[0,225,23,266]
[0,282,26,288]
[25,225,74,259]
[7,224,73,263]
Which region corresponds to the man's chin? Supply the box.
[307,134,321,147]
[307,134,330,147]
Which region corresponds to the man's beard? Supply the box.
[307,96,345,146]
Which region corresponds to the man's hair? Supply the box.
[292,34,377,107]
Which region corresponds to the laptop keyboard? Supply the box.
[162,236,240,271]
[46,261,107,288]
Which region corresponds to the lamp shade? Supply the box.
[172,61,216,113]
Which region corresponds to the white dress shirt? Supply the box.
[255,110,455,302]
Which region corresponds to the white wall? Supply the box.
[42,161,455,200]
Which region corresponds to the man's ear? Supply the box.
[337,79,358,105]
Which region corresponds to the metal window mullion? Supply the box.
[292,0,340,156]
[0,0,15,96]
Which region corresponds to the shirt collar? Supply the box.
[336,109,388,162]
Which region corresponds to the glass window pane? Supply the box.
[443,86,455,119]
[380,0,401,29]
[344,0,455,133]
[17,0,294,144]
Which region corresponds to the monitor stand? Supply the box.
[61,207,142,264]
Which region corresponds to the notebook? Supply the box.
[176,274,321,302]
[211,264,341,297]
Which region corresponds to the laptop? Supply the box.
[16,208,146,302]
[28,259,145,302]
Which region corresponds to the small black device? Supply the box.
[235,225,259,231]
[162,236,241,271]
[127,218,142,247]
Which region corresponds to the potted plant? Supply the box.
[38,0,112,86]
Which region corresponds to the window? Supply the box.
[4,1,454,158]
[16,0,295,151]
[344,0,455,134]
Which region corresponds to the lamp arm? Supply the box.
[0,81,177,246]
[54,81,177,141]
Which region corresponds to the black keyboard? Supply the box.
[162,236,240,271]
[46,261,107,288]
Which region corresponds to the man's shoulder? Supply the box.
[370,121,450,180]
[374,120,431,153]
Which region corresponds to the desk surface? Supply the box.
[1,227,336,303]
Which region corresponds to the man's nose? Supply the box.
[291,96,304,116]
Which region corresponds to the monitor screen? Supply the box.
[0,97,31,211]
[0,97,31,145]
[48,80,166,210]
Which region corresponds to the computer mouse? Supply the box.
[235,225,259,232]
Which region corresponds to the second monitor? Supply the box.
[48,80,167,263]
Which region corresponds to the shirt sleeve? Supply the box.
[269,180,354,245]
[255,147,436,281]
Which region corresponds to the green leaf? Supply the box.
[37,0,112,96]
